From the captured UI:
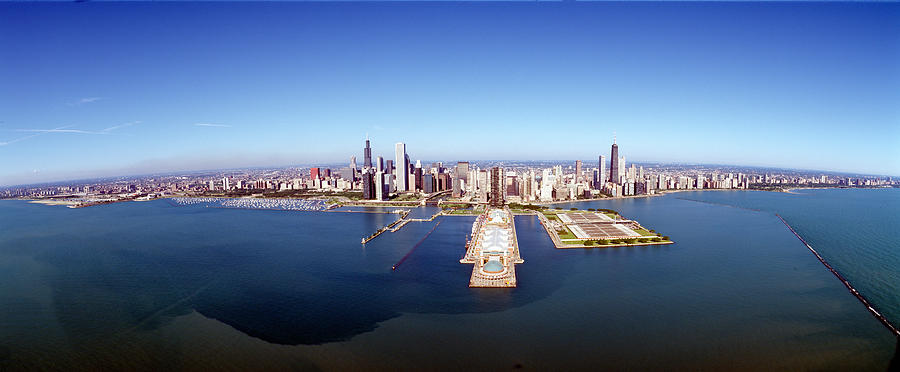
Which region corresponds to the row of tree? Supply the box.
[582,236,670,246]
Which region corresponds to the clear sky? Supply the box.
[1,1,898,186]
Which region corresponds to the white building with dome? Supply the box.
[460,207,524,287]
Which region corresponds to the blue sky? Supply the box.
[1,2,898,186]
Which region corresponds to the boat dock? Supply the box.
[460,207,523,288]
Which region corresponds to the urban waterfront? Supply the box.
[0,189,896,370]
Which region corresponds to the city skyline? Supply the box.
[2,2,898,185]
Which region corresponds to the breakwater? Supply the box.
[361,210,443,243]
[392,220,442,270]
[675,197,763,212]
[361,210,411,244]
[777,214,900,337]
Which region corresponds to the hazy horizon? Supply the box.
[2,154,895,188]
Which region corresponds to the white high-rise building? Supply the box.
[540,168,555,201]
[395,142,407,192]
[375,171,385,200]
[598,155,606,189]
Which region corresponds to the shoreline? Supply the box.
[534,188,747,206]
[9,186,894,210]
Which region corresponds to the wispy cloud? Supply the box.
[1,121,140,146]
[101,121,140,132]
[17,128,105,135]
[1,125,73,146]
[68,97,104,106]
[194,123,232,128]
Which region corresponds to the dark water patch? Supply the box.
[0,203,569,346]
[890,338,900,372]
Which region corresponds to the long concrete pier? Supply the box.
[777,214,900,337]
[361,210,443,243]
[460,207,523,288]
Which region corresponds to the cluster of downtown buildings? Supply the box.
[315,137,900,203]
[2,138,897,201]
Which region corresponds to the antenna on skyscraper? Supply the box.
[613,131,616,144]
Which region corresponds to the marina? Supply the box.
[170,197,334,211]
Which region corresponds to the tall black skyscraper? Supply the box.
[609,137,619,183]
[362,171,375,200]
[363,137,372,169]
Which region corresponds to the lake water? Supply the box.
[0,190,897,370]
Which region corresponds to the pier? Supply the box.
[460,207,523,288]
[361,209,443,244]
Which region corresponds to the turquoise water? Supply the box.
[0,191,896,370]
[667,188,900,326]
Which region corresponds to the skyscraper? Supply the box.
[362,171,374,199]
[374,171,385,200]
[395,142,408,192]
[609,137,619,183]
[363,137,372,169]
[598,155,606,189]
[489,167,504,207]
[575,160,582,183]
[453,162,468,197]
[414,160,423,191]
[457,161,469,184]
[423,174,434,193]
[377,156,384,173]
